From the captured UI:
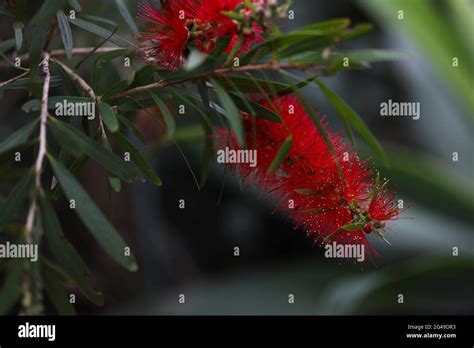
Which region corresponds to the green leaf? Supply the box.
[211,78,245,146]
[172,89,214,187]
[57,10,74,59]
[149,91,176,140]
[81,14,117,28]
[117,114,146,144]
[0,5,14,17]
[98,101,119,132]
[229,93,281,122]
[13,22,24,51]
[48,118,138,182]
[129,64,156,89]
[22,96,92,112]
[1,76,62,91]
[267,135,292,174]
[0,259,23,314]
[215,76,289,94]
[114,0,138,34]
[315,78,389,167]
[276,74,319,96]
[108,177,121,192]
[281,23,373,58]
[67,0,82,11]
[92,48,133,93]
[39,192,103,305]
[14,0,26,21]
[0,38,15,53]
[28,0,67,78]
[0,169,34,228]
[112,132,162,187]
[41,260,77,315]
[340,223,365,231]
[48,155,138,271]
[69,17,134,47]
[101,72,135,101]
[0,120,38,156]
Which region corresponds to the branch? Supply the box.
[111,61,315,99]
[0,69,30,88]
[24,52,51,237]
[51,58,107,139]
[0,47,126,69]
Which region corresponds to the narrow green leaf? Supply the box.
[100,72,135,101]
[41,260,77,315]
[315,78,389,166]
[92,48,133,93]
[0,38,15,53]
[114,0,138,34]
[57,10,74,59]
[67,0,82,11]
[0,120,38,156]
[149,91,176,139]
[108,177,121,192]
[172,89,214,186]
[81,14,117,27]
[276,74,319,96]
[117,114,146,144]
[69,17,134,47]
[22,96,92,112]
[267,135,292,174]
[48,155,138,271]
[48,118,138,182]
[215,76,289,93]
[129,64,156,89]
[13,22,24,51]
[112,132,162,187]
[28,0,67,77]
[0,170,34,228]
[340,223,365,231]
[0,260,23,314]
[39,192,103,305]
[98,101,119,132]
[211,78,244,146]
[229,93,281,122]
[1,76,62,91]
[14,0,26,21]
[0,5,14,17]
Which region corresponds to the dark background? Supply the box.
[0,0,473,315]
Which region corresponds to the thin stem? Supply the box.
[111,61,316,99]
[0,69,30,88]
[51,58,107,139]
[0,47,125,69]
[24,53,50,238]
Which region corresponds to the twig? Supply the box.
[0,69,30,88]
[24,52,51,238]
[51,58,107,139]
[111,61,315,99]
[0,47,126,69]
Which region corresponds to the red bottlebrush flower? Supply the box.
[137,0,262,69]
[187,0,263,53]
[216,95,402,258]
[137,0,191,69]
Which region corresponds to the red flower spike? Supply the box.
[137,0,263,69]
[216,96,402,258]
